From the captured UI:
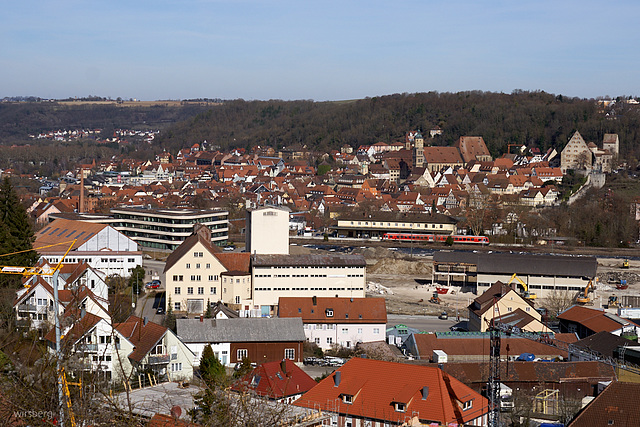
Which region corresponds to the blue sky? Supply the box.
[2,1,639,101]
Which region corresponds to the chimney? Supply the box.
[333,371,341,387]
[280,359,287,375]
[79,168,84,214]
[421,386,429,400]
[312,296,317,306]
[200,314,204,323]
[143,316,148,326]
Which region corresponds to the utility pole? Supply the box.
[53,269,65,427]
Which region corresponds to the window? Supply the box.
[171,362,182,372]
[357,328,362,334]
[194,252,203,258]
[463,400,473,410]
[235,296,241,304]
[314,338,320,344]
[373,328,380,334]
[326,337,333,344]
[173,275,184,282]
[175,287,181,295]
[174,302,180,311]
[237,349,248,360]
[210,287,216,295]
[342,328,348,334]
[187,287,194,295]
[186,263,191,269]
[195,263,201,269]
[395,402,406,412]
[206,263,210,269]
[285,348,295,360]
[326,309,334,317]
[342,394,353,404]
[198,287,204,295]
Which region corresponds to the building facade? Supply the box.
[245,205,290,255]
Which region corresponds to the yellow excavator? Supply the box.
[507,273,537,300]
[576,279,596,305]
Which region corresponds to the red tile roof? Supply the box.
[294,357,488,425]
[278,297,386,324]
[558,306,629,334]
[569,381,640,427]
[214,253,251,274]
[232,359,317,399]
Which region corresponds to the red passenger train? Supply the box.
[382,233,489,245]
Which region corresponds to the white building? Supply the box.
[34,218,142,277]
[278,297,387,350]
[245,206,290,255]
[251,254,367,316]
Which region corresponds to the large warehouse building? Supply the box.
[432,251,598,298]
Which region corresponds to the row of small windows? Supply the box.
[173,275,219,282]
[174,287,217,295]
[264,266,363,270]
[48,257,136,264]
[349,221,446,228]
[255,287,364,292]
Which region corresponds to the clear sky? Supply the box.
[2,1,639,101]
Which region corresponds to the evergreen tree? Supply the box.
[204,299,212,318]
[199,344,226,386]
[0,177,37,288]
[127,265,145,295]
[163,297,176,332]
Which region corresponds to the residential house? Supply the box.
[278,297,387,350]
[557,305,640,339]
[467,281,548,333]
[231,359,317,403]
[294,357,489,426]
[176,317,305,367]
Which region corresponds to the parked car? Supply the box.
[156,306,165,314]
[145,280,161,289]
[439,311,449,320]
[223,246,235,252]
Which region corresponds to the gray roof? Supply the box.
[433,251,597,278]
[253,254,366,267]
[176,317,305,343]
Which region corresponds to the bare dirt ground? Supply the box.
[291,244,640,315]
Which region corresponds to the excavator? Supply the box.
[576,279,596,305]
[507,273,537,300]
[608,294,620,308]
[429,291,442,304]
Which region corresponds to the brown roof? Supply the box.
[411,333,567,359]
[215,253,250,274]
[163,232,222,273]
[441,360,615,385]
[423,146,463,165]
[44,312,104,346]
[455,136,491,163]
[558,306,630,334]
[148,414,201,427]
[278,297,387,324]
[231,359,317,399]
[569,381,640,427]
[115,316,168,363]
[34,218,108,252]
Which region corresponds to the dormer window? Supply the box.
[342,394,353,404]
[395,402,406,412]
[326,309,334,317]
[463,400,473,410]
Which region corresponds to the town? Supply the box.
[0,110,638,427]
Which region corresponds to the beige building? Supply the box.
[163,224,251,315]
[467,282,550,333]
[561,130,592,172]
[245,205,290,255]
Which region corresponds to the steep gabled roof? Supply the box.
[163,231,221,273]
[114,315,168,363]
[232,359,317,399]
[176,318,305,343]
[294,357,488,425]
[569,381,640,427]
[34,218,109,252]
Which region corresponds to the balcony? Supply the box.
[147,354,170,365]
[18,304,36,312]
[80,344,98,352]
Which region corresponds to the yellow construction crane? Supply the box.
[0,239,77,426]
[507,273,537,300]
[60,367,81,427]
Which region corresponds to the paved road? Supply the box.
[387,314,467,332]
[135,259,167,323]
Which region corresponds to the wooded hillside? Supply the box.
[156,91,640,164]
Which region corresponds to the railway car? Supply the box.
[382,233,489,245]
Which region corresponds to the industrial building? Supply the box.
[432,251,597,298]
